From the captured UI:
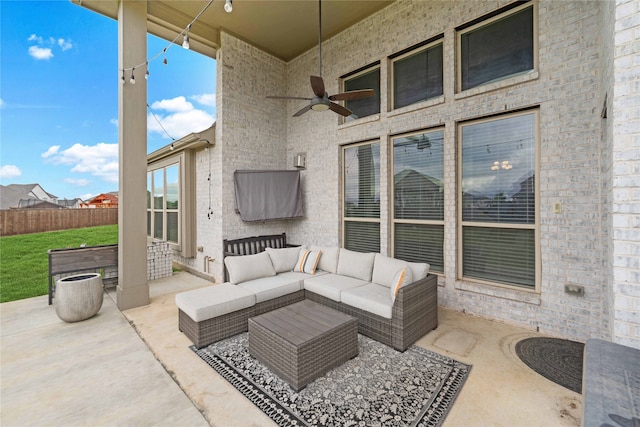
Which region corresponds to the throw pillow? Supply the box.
[293,249,322,274]
[266,246,306,273]
[407,261,430,281]
[310,245,340,273]
[390,268,409,303]
[372,253,412,288]
[224,252,276,284]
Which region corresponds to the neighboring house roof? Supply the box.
[394,169,444,190]
[0,184,58,210]
[56,198,87,209]
[87,192,119,207]
[18,199,64,209]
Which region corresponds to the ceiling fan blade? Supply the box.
[293,104,312,117]
[328,102,353,117]
[329,89,375,101]
[266,96,312,101]
[310,75,325,98]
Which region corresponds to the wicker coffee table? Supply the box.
[248,300,358,391]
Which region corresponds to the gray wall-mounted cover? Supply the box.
[233,170,303,222]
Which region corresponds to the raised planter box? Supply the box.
[48,242,173,305]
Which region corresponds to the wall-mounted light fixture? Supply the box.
[294,153,306,169]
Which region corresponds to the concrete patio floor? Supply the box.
[1,272,582,426]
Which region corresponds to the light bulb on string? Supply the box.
[224,0,232,13]
[182,24,191,49]
[130,68,136,84]
[145,69,149,80]
[121,70,125,84]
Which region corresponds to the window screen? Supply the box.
[459,111,537,288]
[393,43,443,109]
[393,129,445,272]
[459,5,534,91]
[343,142,380,253]
[344,68,380,119]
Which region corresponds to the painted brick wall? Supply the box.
[281,0,608,342]
[611,0,640,348]
[601,0,616,346]
[215,33,295,277]
[208,0,637,344]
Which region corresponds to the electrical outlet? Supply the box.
[565,284,584,295]
[553,202,562,214]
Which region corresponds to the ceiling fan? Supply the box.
[266,0,374,117]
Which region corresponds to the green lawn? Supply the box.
[0,225,118,303]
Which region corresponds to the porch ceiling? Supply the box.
[71,0,394,61]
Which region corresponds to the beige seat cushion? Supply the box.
[341,283,393,319]
[238,271,307,303]
[175,283,255,322]
[304,273,368,302]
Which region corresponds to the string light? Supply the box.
[130,68,136,84]
[120,0,216,83]
[224,0,233,13]
[182,24,191,50]
[121,69,125,84]
[147,104,176,141]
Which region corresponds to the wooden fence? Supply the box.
[0,208,118,236]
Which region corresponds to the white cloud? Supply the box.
[0,98,5,109]
[78,193,95,201]
[27,34,72,60]
[191,93,216,107]
[148,96,214,140]
[151,96,194,113]
[0,165,22,179]
[44,143,119,183]
[110,118,118,127]
[28,34,43,43]
[29,46,53,60]
[58,38,73,51]
[41,145,60,159]
[64,177,90,186]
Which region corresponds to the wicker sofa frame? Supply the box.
[179,233,438,351]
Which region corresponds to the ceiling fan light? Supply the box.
[310,103,330,112]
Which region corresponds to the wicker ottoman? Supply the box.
[248,300,358,391]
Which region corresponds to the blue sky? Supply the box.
[0,0,216,200]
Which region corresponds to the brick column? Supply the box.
[611,0,640,348]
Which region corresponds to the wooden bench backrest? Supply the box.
[223,233,287,256]
[48,244,118,305]
[222,233,289,282]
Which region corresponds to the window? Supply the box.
[147,152,196,257]
[342,65,380,120]
[458,2,535,91]
[458,110,538,289]
[392,129,445,272]
[343,141,380,253]
[148,162,180,244]
[391,40,443,109]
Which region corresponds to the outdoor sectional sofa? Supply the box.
[176,234,438,352]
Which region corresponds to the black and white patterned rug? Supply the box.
[192,333,471,426]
